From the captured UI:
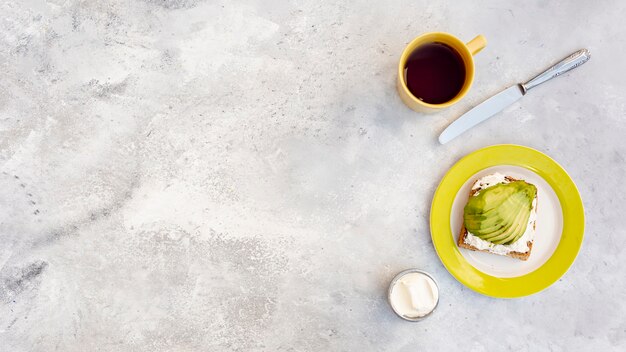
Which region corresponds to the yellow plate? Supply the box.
[430,145,584,298]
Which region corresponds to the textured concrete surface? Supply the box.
[1,1,625,351]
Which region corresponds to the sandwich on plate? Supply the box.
[458,173,538,261]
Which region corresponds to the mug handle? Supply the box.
[466,35,487,55]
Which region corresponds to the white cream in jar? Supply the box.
[388,270,439,321]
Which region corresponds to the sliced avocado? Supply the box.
[464,185,526,236]
[468,192,528,237]
[479,207,524,243]
[464,212,504,234]
[463,185,513,233]
[465,184,517,215]
[505,209,534,245]
[489,207,531,244]
[463,181,537,245]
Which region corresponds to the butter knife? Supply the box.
[439,49,591,144]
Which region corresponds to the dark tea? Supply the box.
[404,42,466,104]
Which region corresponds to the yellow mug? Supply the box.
[397,32,487,112]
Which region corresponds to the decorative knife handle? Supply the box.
[521,49,591,94]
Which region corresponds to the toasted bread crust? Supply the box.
[457,176,536,261]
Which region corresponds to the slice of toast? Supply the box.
[457,175,537,261]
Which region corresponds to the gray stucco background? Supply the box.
[1,1,625,351]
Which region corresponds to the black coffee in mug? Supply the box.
[404,42,466,104]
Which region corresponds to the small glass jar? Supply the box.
[387,269,439,321]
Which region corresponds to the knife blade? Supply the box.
[438,49,591,144]
[438,85,523,144]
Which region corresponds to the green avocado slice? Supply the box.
[468,192,528,238]
[463,185,516,233]
[463,180,537,245]
[489,206,531,244]
[504,206,535,245]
